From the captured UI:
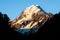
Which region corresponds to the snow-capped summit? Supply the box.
[10,5,53,35]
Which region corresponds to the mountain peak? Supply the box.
[29,4,39,8]
[29,4,46,13]
[10,5,53,35]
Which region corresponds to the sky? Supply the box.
[0,0,60,20]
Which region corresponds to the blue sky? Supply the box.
[0,0,60,20]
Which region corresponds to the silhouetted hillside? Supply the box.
[0,12,23,40]
[0,12,60,40]
[36,12,60,38]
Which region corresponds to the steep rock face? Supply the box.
[10,5,53,34]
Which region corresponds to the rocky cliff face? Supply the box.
[10,5,53,34]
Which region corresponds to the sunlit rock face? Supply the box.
[10,5,53,35]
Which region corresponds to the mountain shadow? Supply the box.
[0,12,23,40]
[36,12,60,38]
[0,12,60,40]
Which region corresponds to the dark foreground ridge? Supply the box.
[0,12,60,40]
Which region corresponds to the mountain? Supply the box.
[10,5,53,35]
[0,5,60,40]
